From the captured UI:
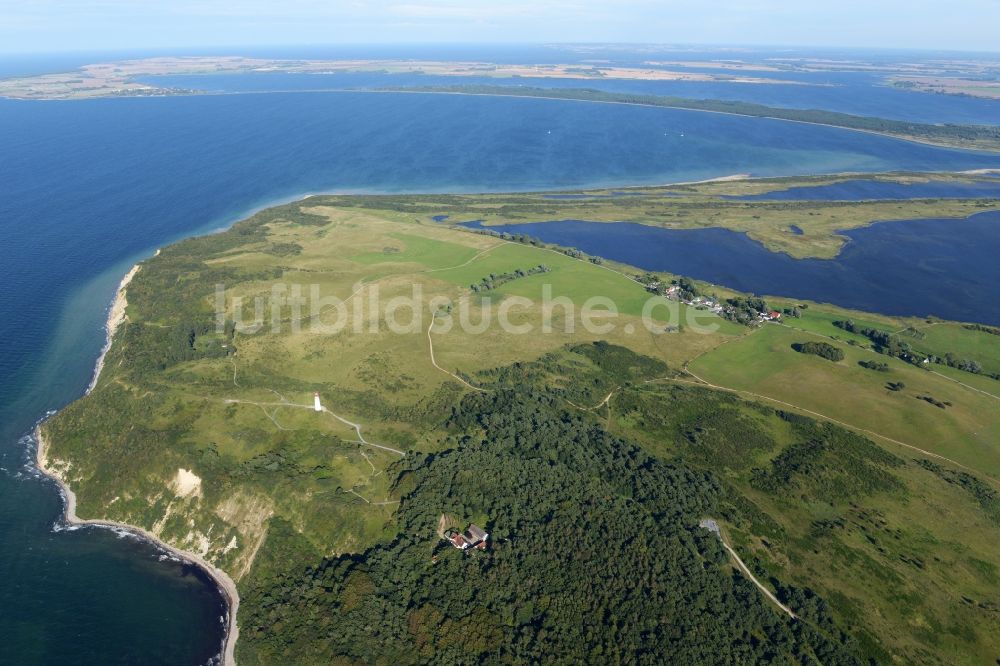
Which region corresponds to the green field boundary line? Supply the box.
[641,374,1000,489]
[925,369,1000,400]
[448,223,645,285]
[451,223,705,311]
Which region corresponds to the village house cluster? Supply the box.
[662,284,726,314]
[640,276,724,314]
[639,274,786,326]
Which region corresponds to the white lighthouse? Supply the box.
[313,392,323,412]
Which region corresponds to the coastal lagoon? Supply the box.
[463,211,1000,325]
[731,178,1000,201]
[3,76,1000,662]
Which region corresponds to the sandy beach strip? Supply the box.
[86,263,139,395]
[39,257,241,666]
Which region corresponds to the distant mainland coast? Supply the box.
[3,56,998,153]
[0,55,815,101]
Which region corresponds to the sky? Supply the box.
[1,0,999,54]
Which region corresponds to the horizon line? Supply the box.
[2,41,999,58]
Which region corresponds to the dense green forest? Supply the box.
[239,360,863,664]
[380,85,1000,151]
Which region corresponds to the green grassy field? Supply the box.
[689,322,1000,477]
[768,299,897,342]
[350,231,479,267]
[909,322,1000,375]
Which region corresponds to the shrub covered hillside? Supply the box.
[239,384,862,664]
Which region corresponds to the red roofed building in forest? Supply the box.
[445,523,490,550]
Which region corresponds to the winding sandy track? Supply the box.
[223,397,405,457]
[425,318,488,393]
[721,538,796,618]
[566,387,619,412]
[700,519,795,618]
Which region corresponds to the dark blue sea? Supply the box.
[2,49,1000,664]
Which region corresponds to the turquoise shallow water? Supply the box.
[1,84,999,663]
